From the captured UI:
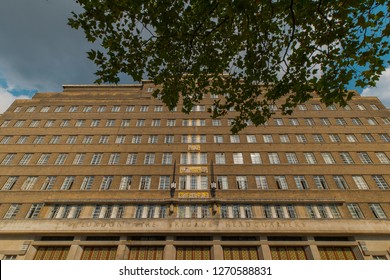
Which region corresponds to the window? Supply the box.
[304,152,317,164]
[72,153,85,165]
[215,153,226,164]
[1,120,10,127]
[139,176,151,189]
[41,176,56,190]
[313,176,328,189]
[191,105,205,112]
[16,135,29,144]
[40,106,50,112]
[274,118,284,126]
[250,153,262,164]
[90,153,103,165]
[151,119,161,127]
[0,136,12,144]
[144,153,155,164]
[29,120,40,127]
[111,105,121,112]
[49,135,61,144]
[19,153,33,165]
[286,153,298,164]
[333,175,349,189]
[236,176,248,189]
[352,176,369,190]
[59,119,70,127]
[289,118,299,126]
[304,118,315,126]
[154,105,163,112]
[279,135,290,143]
[1,153,16,165]
[313,104,322,110]
[82,135,93,144]
[320,153,335,164]
[212,119,221,126]
[33,136,44,144]
[376,152,390,164]
[369,204,387,219]
[26,106,36,112]
[217,176,228,189]
[230,135,240,143]
[159,176,170,190]
[372,175,389,190]
[329,134,341,143]
[126,153,137,165]
[54,153,68,165]
[380,133,390,142]
[164,135,174,144]
[233,153,244,164]
[80,176,94,190]
[298,104,307,110]
[320,118,330,126]
[48,205,82,219]
[382,117,390,125]
[179,175,208,190]
[14,120,26,127]
[136,119,145,127]
[167,119,176,126]
[21,176,38,190]
[339,152,354,164]
[2,176,19,190]
[132,135,142,144]
[362,134,375,143]
[357,104,366,110]
[214,135,224,143]
[100,176,113,190]
[327,104,337,110]
[346,134,358,142]
[148,135,158,144]
[83,106,92,112]
[106,119,115,127]
[246,135,257,143]
[268,153,280,164]
[275,176,288,189]
[2,255,17,260]
[181,135,206,143]
[263,135,273,143]
[99,135,109,144]
[93,205,124,218]
[367,118,378,125]
[4,204,21,219]
[351,118,362,125]
[90,119,100,127]
[75,119,85,127]
[347,204,364,219]
[335,118,346,125]
[108,153,120,165]
[119,176,132,190]
[37,153,51,165]
[358,152,373,164]
[69,106,78,112]
[370,104,379,110]
[60,176,75,190]
[255,176,268,189]
[126,105,135,112]
[121,119,130,127]
[115,135,126,144]
[294,176,309,189]
[296,134,307,143]
[97,105,106,112]
[159,152,172,165]
[140,105,149,112]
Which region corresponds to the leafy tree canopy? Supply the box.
[69,0,390,133]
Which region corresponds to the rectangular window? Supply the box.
[83,106,92,112]
[90,119,100,127]
[4,204,21,219]
[162,153,172,165]
[321,152,335,164]
[126,153,137,165]
[148,135,158,144]
[132,135,142,144]
[126,105,135,112]
[82,135,93,144]
[217,176,228,189]
[21,176,38,190]
[275,176,288,189]
[215,153,226,164]
[304,118,315,126]
[274,118,284,126]
[250,153,262,164]
[296,134,307,143]
[121,119,130,127]
[140,105,149,112]
[362,134,375,143]
[72,153,85,165]
[347,204,364,219]
[352,176,369,190]
[230,135,240,143]
[144,153,155,164]
[26,106,36,112]
[159,176,170,190]
[90,153,103,165]
[167,119,176,126]
[236,176,248,190]
[164,135,174,144]
[268,153,280,164]
[80,176,94,190]
[294,176,309,189]
[29,120,40,127]
[246,135,257,143]
[37,153,51,165]
[75,119,85,127]
[358,152,373,164]
[304,152,317,164]
[286,153,298,164]
[2,176,19,190]
[339,152,354,164]
[60,176,75,190]
[320,118,330,126]
[14,120,26,127]
[214,135,224,143]
[289,118,299,126]
[1,153,16,165]
[380,133,390,142]
[369,204,387,219]
[0,136,12,144]
[111,105,121,112]
[100,176,113,190]
[97,105,106,112]
[351,118,362,125]
[367,118,378,125]
[255,176,268,189]
[49,135,60,144]
[139,176,151,190]
[41,176,56,190]
[16,136,28,144]
[19,153,33,165]
[115,135,126,144]
[333,175,349,189]
[376,152,390,164]
[298,104,307,110]
[372,175,389,190]
[106,119,115,127]
[151,118,161,127]
[329,134,341,143]
[346,134,358,142]
[279,135,290,143]
[154,105,163,112]
[54,153,68,165]
[119,176,132,190]
[233,153,244,164]
[313,104,322,110]
[33,136,45,144]
[263,135,273,143]
[357,104,366,110]
[69,106,78,112]
[108,153,120,165]
[212,119,221,126]
[313,175,328,189]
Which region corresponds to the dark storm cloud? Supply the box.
[0,0,99,92]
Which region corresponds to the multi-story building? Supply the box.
[0,82,389,260]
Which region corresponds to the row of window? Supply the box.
[2,203,387,220]
[9,102,383,115]
[2,133,390,145]
[3,116,390,128]
[1,174,389,191]
[2,151,390,166]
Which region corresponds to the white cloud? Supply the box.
[0,87,30,114]
[361,67,390,107]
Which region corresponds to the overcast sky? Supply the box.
[0,0,389,113]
